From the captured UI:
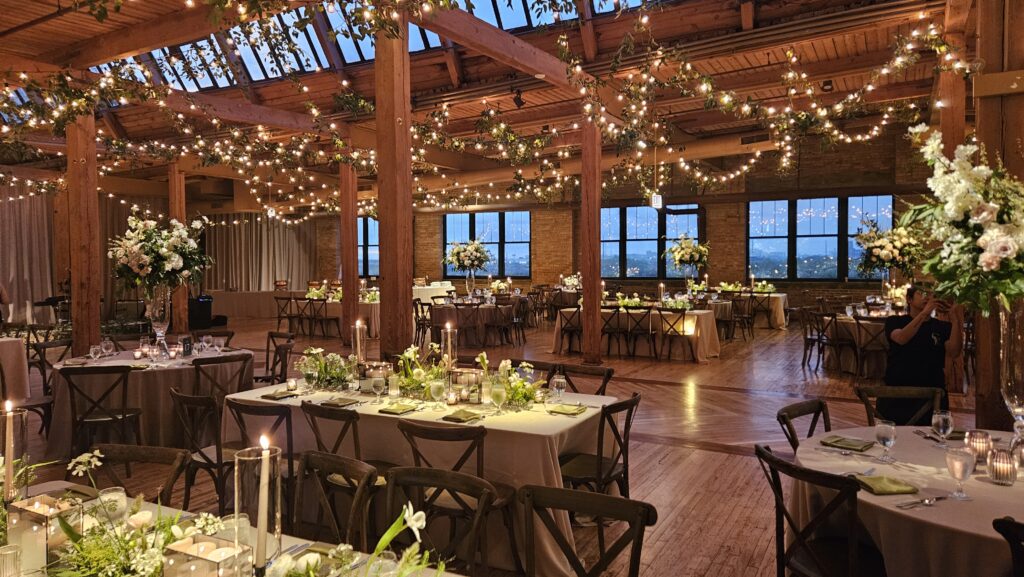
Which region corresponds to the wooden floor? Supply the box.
[26,316,977,577]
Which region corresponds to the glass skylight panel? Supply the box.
[469,0,501,28]
[593,0,643,15]
[322,5,366,63]
[532,3,578,25]
[495,0,529,29]
[424,29,442,48]
[408,23,426,52]
[150,49,193,92]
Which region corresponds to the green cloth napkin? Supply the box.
[306,542,337,555]
[548,403,587,416]
[260,389,298,401]
[855,475,918,495]
[379,403,417,415]
[820,435,875,452]
[947,430,967,441]
[321,397,360,408]
[442,409,482,423]
[129,363,149,370]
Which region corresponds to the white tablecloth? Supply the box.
[46,349,254,460]
[413,285,454,303]
[222,387,616,577]
[0,337,29,400]
[794,426,1023,577]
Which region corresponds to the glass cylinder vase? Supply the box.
[234,443,282,576]
[1000,300,1024,422]
[146,284,172,358]
[1,408,29,503]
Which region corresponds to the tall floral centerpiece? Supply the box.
[444,239,492,295]
[904,124,1024,427]
[666,234,709,288]
[854,220,922,285]
[109,209,211,348]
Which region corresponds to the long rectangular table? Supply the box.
[205,290,380,337]
[222,386,616,577]
[550,307,721,361]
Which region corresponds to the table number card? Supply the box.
[180,336,193,357]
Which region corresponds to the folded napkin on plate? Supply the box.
[64,358,88,366]
[820,435,875,452]
[260,389,299,401]
[321,397,360,408]
[128,363,150,370]
[306,542,338,556]
[442,409,482,423]
[855,475,918,495]
[379,403,417,415]
[548,403,587,416]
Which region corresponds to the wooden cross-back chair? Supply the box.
[729,295,755,341]
[776,399,832,451]
[170,388,238,515]
[623,305,658,358]
[549,363,614,397]
[91,443,189,507]
[58,365,142,458]
[854,385,944,427]
[812,312,854,371]
[25,324,58,382]
[454,302,483,347]
[796,307,821,368]
[557,306,583,354]
[225,398,297,518]
[518,485,657,577]
[385,466,495,576]
[273,296,296,332]
[255,332,294,385]
[0,358,53,436]
[192,353,253,403]
[657,308,697,362]
[292,451,377,551]
[301,401,363,458]
[993,517,1024,576]
[755,444,886,577]
[852,316,888,380]
[751,292,773,328]
[31,338,72,396]
[560,393,639,499]
[600,308,627,356]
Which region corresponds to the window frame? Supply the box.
[356,216,379,278]
[746,194,894,281]
[442,211,532,279]
[600,204,704,280]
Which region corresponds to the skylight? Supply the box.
[592,0,644,15]
[229,9,329,81]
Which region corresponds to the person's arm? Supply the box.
[890,300,939,345]
[0,283,8,306]
[944,304,964,356]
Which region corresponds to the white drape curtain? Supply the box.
[0,188,53,324]
[203,213,317,291]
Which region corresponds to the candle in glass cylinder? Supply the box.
[442,323,456,363]
[750,273,755,289]
[4,401,13,501]
[352,320,366,362]
[388,375,401,399]
[704,273,709,287]
[254,435,270,569]
[988,449,1017,485]
[447,391,458,405]
[965,430,993,464]
[132,349,143,360]
[658,283,665,301]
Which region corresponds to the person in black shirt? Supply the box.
[880,286,963,424]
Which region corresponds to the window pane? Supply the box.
[668,204,698,210]
[475,212,499,242]
[625,240,658,277]
[367,246,379,277]
[600,208,620,241]
[504,211,530,242]
[495,0,528,29]
[666,212,698,240]
[847,240,880,280]
[848,195,893,234]
[749,200,788,238]
[445,213,470,243]
[796,237,838,278]
[749,238,788,278]
[504,243,530,277]
[366,218,378,244]
[796,198,838,236]
[665,258,697,279]
[625,206,658,240]
[481,243,499,276]
[601,242,620,277]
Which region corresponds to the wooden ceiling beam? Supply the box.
[98,109,129,140]
[740,1,756,31]
[944,0,973,34]
[310,9,351,85]
[0,163,169,196]
[440,38,464,88]
[213,32,260,104]
[575,0,599,62]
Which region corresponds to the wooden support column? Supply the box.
[580,119,602,365]
[974,0,1023,429]
[51,186,70,297]
[938,32,966,158]
[339,163,359,346]
[168,161,188,334]
[375,16,414,360]
[66,114,100,356]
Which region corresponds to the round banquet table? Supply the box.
[430,304,513,347]
[45,349,254,460]
[0,337,30,401]
[794,426,1024,577]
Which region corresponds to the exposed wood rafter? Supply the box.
[213,32,260,104]
[310,9,351,86]
[440,38,463,88]
[575,0,599,62]
[740,1,756,31]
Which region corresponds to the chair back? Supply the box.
[993,517,1024,576]
[855,385,944,426]
[431,295,449,306]
[384,466,495,569]
[755,444,863,577]
[273,296,295,317]
[600,308,622,334]
[797,307,819,341]
[32,339,71,394]
[193,330,235,347]
[91,443,189,506]
[454,302,480,326]
[657,308,690,338]
[751,292,772,313]
[518,485,657,577]
[732,294,753,316]
[58,365,135,454]
[776,399,831,451]
[300,401,362,458]
[293,451,377,550]
[397,419,486,477]
[307,298,328,320]
[550,363,613,396]
[558,306,581,330]
[623,305,653,334]
[169,388,225,470]
[264,331,295,380]
[293,298,312,318]
[192,353,253,401]
[494,293,511,306]
[225,398,295,480]
[593,393,640,485]
[853,316,887,352]
[813,312,840,343]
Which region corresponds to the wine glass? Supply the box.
[874,419,896,463]
[491,383,507,415]
[845,305,855,317]
[550,374,567,401]
[202,335,213,352]
[213,337,225,353]
[371,378,386,404]
[429,380,446,411]
[88,345,102,361]
[100,338,115,358]
[931,410,954,448]
[945,448,976,500]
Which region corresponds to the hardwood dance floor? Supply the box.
[28,317,976,577]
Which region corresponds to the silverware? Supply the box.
[895,496,947,509]
[814,447,853,456]
[914,429,944,444]
[840,467,876,477]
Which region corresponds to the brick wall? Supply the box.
[315,217,339,280]
[414,213,444,282]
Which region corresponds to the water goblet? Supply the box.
[88,345,102,362]
[931,410,954,448]
[212,337,225,353]
[491,383,507,415]
[429,380,446,411]
[202,334,213,352]
[100,338,115,357]
[945,448,976,500]
[371,378,386,404]
[550,374,567,400]
[845,305,855,317]
[98,487,128,523]
[875,419,897,463]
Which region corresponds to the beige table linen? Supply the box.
[550,307,720,361]
[413,285,454,303]
[430,304,513,347]
[750,293,788,328]
[207,290,380,337]
[0,337,30,400]
[794,426,1023,577]
[46,349,254,459]
[824,316,888,378]
[222,387,616,577]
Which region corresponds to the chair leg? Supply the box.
[183,463,198,511]
[501,505,524,574]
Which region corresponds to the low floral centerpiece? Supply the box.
[716,281,746,292]
[305,283,327,300]
[562,272,582,291]
[294,347,358,391]
[615,292,643,309]
[481,354,546,411]
[753,281,776,293]
[661,295,693,310]
[685,279,707,292]
[360,288,380,303]
[489,279,509,293]
[666,234,709,274]
[328,286,343,303]
[395,344,447,398]
[854,221,922,279]
[444,239,493,294]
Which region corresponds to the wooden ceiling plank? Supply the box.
[740,1,756,31]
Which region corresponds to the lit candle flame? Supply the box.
[4,401,11,414]
[259,435,269,450]
[445,322,452,330]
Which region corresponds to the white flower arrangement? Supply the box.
[661,295,693,310]
[753,280,776,293]
[444,239,492,273]
[666,234,709,270]
[616,292,643,308]
[562,272,582,290]
[905,124,1024,312]
[490,279,509,293]
[854,221,922,277]
[108,208,211,295]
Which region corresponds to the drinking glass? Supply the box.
[946,448,976,500]
[88,345,102,361]
[215,513,251,548]
[202,335,213,351]
[550,374,567,400]
[874,419,897,463]
[100,338,115,357]
[845,305,854,317]
[371,378,386,404]
[429,380,446,411]
[98,487,127,523]
[931,410,955,448]
[0,544,20,577]
[491,383,507,415]
[213,337,225,353]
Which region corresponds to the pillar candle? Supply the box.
[254,436,270,568]
[4,401,13,502]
